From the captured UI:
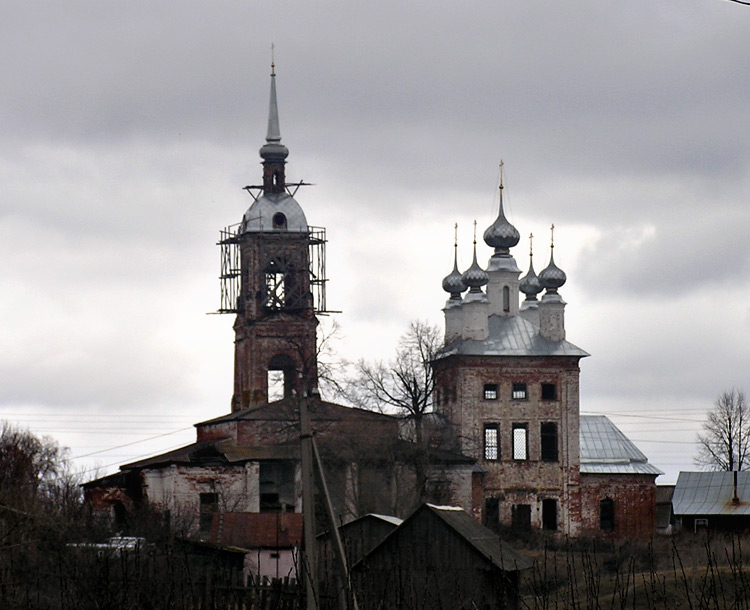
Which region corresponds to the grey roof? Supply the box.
[438,313,589,358]
[672,471,750,516]
[241,192,308,233]
[120,438,300,470]
[580,415,663,476]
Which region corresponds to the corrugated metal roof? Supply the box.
[438,314,589,358]
[672,471,750,516]
[579,415,662,476]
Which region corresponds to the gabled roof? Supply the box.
[579,415,662,476]
[120,438,299,470]
[672,471,750,516]
[438,314,589,359]
[423,505,532,571]
[358,503,531,572]
[196,397,396,427]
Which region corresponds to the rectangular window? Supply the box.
[600,498,615,531]
[542,499,558,531]
[484,424,499,460]
[199,492,218,532]
[541,422,558,462]
[512,504,531,531]
[512,424,528,460]
[484,497,500,528]
[512,383,528,400]
[541,383,557,401]
[484,384,498,400]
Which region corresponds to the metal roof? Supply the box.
[579,415,663,476]
[439,314,589,358]
[241,192,308,233]
[672,471,750,516]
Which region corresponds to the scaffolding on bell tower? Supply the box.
[217,224,329,315]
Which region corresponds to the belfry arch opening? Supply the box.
[267,354,297,401]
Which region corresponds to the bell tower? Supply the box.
[218,64,328,411]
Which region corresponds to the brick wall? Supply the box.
[580,473,657,539]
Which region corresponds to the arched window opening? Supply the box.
[273,212,287,230]
[268,354,296,400]
[264,258,287,309]
[600,498,615,531]
[503,285,510,313]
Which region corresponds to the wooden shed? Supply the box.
[352,504,531,610]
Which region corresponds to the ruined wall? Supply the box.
[580,473,657,539]
[142,463,261,519]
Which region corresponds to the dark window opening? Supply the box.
[600,498,615,532]
[512,504,531,531]
[199,492,218,532]
[259,462,296,513]
[484,497,500,529]
[542,499,558,531]
[503,285,510,313]
[484,384,498,400]
[484,424,499,460]
[272,212,287,229]
[541,422,558,462]
[541,383,557,401]
[512,424,528,460]
[512,383,528,400]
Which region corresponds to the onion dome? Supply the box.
[259,62,289,163]
[520,234,542,299]
[462,222,489,292]
[539,224,567,292]
[483,166,520,255]
[442,224,467,299]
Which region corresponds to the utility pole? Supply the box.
[300,394,317,610]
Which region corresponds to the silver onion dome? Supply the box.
[442,255,467,299]
[483,183,520,254]
[539,249,566,292]
[462,242,489,292]
[520,260,543,298]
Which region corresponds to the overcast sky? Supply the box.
[2,1,749,484]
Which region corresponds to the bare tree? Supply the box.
[345,320,441,446]
[696,389,750,471]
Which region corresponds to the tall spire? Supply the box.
[259,52,289,194]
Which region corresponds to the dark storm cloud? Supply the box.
[2,0,749,477]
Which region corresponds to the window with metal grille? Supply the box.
[484,424,499,460]
[484,384,498,400]
[541,383,557,400]
[512,383,527,400]
[512,424,527,460]
[541,422,558,462]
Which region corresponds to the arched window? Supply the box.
[268,354,296,400]
[503,285,510,312]
[273,212,287,230]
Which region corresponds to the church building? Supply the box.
[432,178,661,538]
[84,66,661,545]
